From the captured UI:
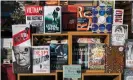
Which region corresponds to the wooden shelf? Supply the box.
[82,73,121,80]
[18,73,57,80]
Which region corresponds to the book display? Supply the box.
[1,1,133,80]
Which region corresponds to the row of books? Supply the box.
[11,44,67,73]
[24,5,125,33]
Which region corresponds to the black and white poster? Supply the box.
[125,39,133,69]
[112,24,128,46]
[12,46,31,73]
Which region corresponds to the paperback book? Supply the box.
[105,46,124,73]
[44,6,61,33]
[92,6,113,33]
[12,46,31,73]
[88,43,105,70]
[111,24,128,46]
[32,46,50,73]
[73,43,88,69]
[1,38,12,61]
[124,69,133,80]
[113,9,124,25]
[125,39,133,69]
[63,65,81,80]
[50,44,68,70]
[77,6,92,31]
[25,6,44,33]
[12,24,31,46]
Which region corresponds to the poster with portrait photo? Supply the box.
[12,46,31,73]
[125,39,133,69]
[111,24,128,46]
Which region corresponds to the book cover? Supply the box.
[44,6,61,33]
[77,6,92,31]
[12,46,31,73]
[73,43,88,69]
[63,13,77,31]
[92,6,113,33]
[12,24,31,46]
[125,39,133,69]
[1,38,12,61]
[124,69,133,80]
[99,0,115,9]
[113,9,124,25]
[63,65,81,80]
[25,6,44,33]
[105,46,124,73]
[50,44,68,70]
[111,24,128,46]
[32,46,50,73]
[88,43,105,70]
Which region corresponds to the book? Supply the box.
[50,44,68,70]
[12,24,31,46]
[12,46,31,73]
[77,6,92,31]
[73,43,88,69]
[32,46,50,73]
[125,39,133,69]
[92,6,113,33]
[63,65,81,80]
[99,0,115,9]
[25,6,44,33]
[113,9,124,25]
[124,69,133,80]
[111,24,128,46]
[88,43,105,70]
[1,38,12,61]
[62,13,77,31]
[44,6,61,33]
[105,46,124,73]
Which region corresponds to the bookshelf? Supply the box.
[17,31,116,80]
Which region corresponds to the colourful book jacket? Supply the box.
[92,6,113,33]
[32,46,50,73]
[63,65,81,80]
[50,44,68,70]
[12,46,31,73]
[44,6,61,33]
[125,39,133,69]
[77,6,92,31]
[88,43,105,70]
